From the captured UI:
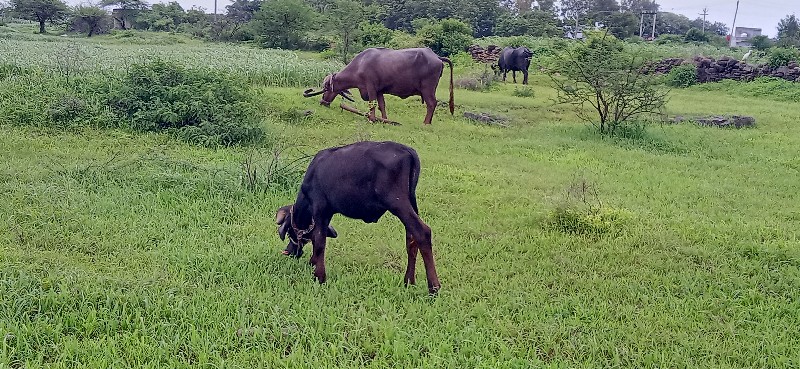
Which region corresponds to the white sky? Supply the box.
[62,0,798,38]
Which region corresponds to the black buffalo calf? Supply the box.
[275,141,441,294]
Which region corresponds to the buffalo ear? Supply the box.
[276,206,289,225]
[278,222,289,241]
[327,225,338,238]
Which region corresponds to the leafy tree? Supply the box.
[12,0,68,33]
[604,11,638,39]
[327,0,381,62]
[684,27,709,42]
[655,12,691,36]
[548,31,668,134]
[559,0,591,22]
[777,14,800,47]
[495,10,559,37]
[620,0,657,13]
[689,18,728,36]
[454,0,503,37]
[249,0,315,49]
[418,18,472,56]
[750,35,771,51]
[137,1,185,31]
[72,4,109,36]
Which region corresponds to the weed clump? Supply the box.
[545,178,632,238]
[666,63,697,88]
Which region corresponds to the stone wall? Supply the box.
[468,45,501,64]
[643,56,800,83]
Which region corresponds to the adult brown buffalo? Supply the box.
[303,47,454,125]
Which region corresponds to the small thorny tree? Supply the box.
[549,31,668,134]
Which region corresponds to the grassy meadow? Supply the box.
[1,27,800,368]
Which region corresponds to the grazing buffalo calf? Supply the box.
[275,141,441,294]
[497,46,533,85]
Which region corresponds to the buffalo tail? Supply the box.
[439,57,454,115]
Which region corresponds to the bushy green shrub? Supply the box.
[546,204,632,238]
[684,28,709,43]
[750,35,772,51]
[418,18,473,56]
[654,34,683,45]
[388,30,422,49]
[666,63,697,87]
[108,59,263,147]
[767,47,799,68]
[512,86,535,97]
[359,21,393,48]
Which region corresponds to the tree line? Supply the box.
[4,0,800,55]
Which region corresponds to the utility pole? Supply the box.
[640,11,657,39]
[639,12,645,37]
[730,0,740,47]
[651,12,657,39]
[214,0,217,21]
[699,7,708,34]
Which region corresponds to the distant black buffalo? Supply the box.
[275,141,441,294]
[303,47,454,125]
[497,46,533,85]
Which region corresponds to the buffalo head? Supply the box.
[302,74,354,107]
[275,204,337,257]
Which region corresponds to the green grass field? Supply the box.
[1,30,799,368]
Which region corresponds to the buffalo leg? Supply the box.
[422,93,436,125]
[522,70,529,85]
[310,224,328,284]
[390,206,440,294]
[512,70,517,84]
[502,69,507,82]
[366,87,378,122]
[404,231,418,286]
[377,94,388,120]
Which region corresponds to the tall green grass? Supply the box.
[0,37,340,87]
[1,35,799,368]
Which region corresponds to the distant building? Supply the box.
[733,27,762,47]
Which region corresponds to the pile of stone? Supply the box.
[468,44,501,64]
[644,56,800,83]
[641,58,685,74]
[671,115,756,128]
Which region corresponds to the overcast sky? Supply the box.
[63,0,797,38]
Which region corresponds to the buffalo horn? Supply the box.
[303,88,325,97]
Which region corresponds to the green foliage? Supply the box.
[545,179,632,238]
[454,65,496,91]
[418,18,473,56]
[666,63,697,88]
[654,34,684,45]
[767,46,799,68]
[11,0,68,33]
[777,14,800,48]
[387,29,422,49]
[549,31,668,134]
[71,4,109,37]
[512,85,535,97]
[750,35,772,51]
[249,0,315,50]
[494,10,560,37]
[136,1,186,32]
[684,27,709,43]
[108,59,263,146]
[358,21,392,48]
[693,76,800,102]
